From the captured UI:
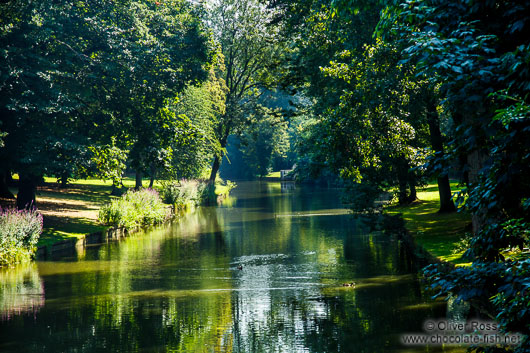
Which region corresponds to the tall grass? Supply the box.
[0,207,43,267]
[98,188,168,230]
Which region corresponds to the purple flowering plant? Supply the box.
[0,207,43,266]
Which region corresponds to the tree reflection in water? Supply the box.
[0,263,44,321]
[0,182,465,352]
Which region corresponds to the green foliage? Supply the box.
[424,261,530,350]
[378,1,530,351]
[170,62,227,179]
[289,112,337,183]
[0,0,215,204]
[0,208,43,267]
[240,106,290,178]
[98,188,168,230]
[88,140,128,188]
[160,181,182,206]
[270,0,439,204]
[102,0,215,181]
[160,179,235,208]
[309,39,430,204]
[205,0,288,182]
[160,180,204,210]
[342,181,384,214]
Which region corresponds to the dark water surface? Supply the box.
[0,182,464,352]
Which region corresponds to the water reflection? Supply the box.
[281,181,296,192]
[0,182,464,352]
[0,263,44,320]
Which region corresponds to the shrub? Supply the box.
[160,179,237,208]
[98,188,168,230]
[198,182,216,206]
[199,179,237,206]
[160,180,205,210]
[160,181,181,205]
[0,207,43,267]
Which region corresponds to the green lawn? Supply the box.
[265,171,281,178]
[385,182,472,265]
[36,178,117,247]
[6,176,231,247]
[6,176,163,246]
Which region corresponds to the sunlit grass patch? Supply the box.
[385,181,471,265]
[8,177,235,247]
[265,171,281,178]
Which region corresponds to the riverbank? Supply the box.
[385,181,471,266]
[0,177,234,251]
[1,181,454,352]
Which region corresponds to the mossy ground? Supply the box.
[385,182,472,266]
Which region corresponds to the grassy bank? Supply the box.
[385,182,471,265]
[1,177,234,248]
[265,171,281,178]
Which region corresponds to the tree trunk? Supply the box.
[427,95,456,213]
[437,175,455,213]
[59,172,68,188]
[149,166,156,188]
[135,170,143,189]
[408,173,418,203]
[16,174,36,210]
[209,134,229,184]
[209,155,221,184]
[0,169,15,199]
[459,153,470,188]
[468,148,489,233]
[453,105,488,232]
[397,162,409,205]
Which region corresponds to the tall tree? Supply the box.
[91,0,213,188]
[0,0,103,208]
[0,0,214,207]
[384,1,530,350]
[170,60,228,180]
[206,0,285,183]
[321,40,429,207]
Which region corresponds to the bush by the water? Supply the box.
[160,180,206,209]
[160,179,236,209]
[98,188,168,230]
[0,207,43,267]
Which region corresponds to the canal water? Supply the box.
[0,182,464,352]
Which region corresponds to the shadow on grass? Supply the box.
[387,197,471,265]
[419,181,463,194]
[38,183,113,206]
[39,215,106,247]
